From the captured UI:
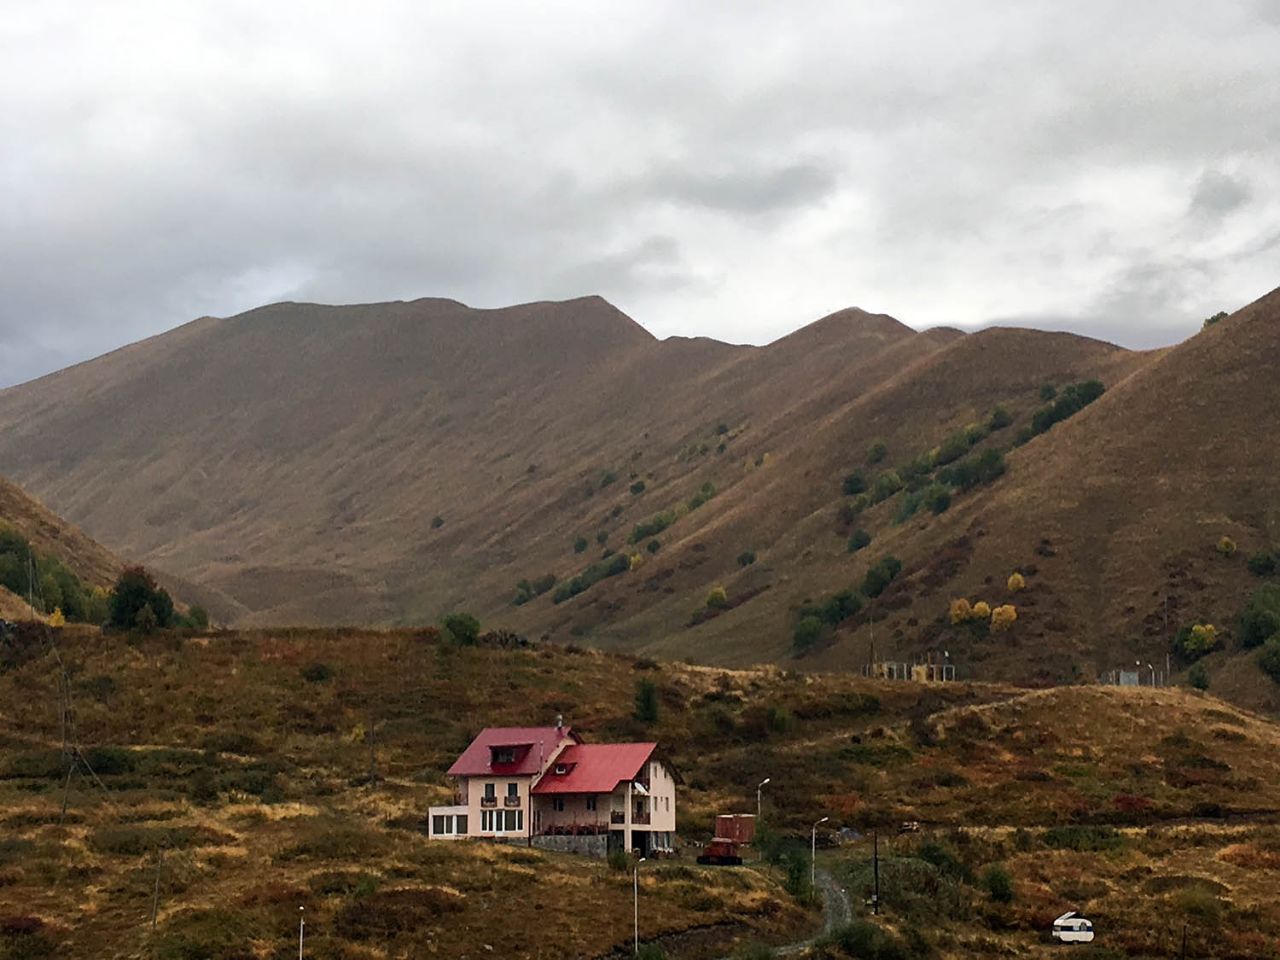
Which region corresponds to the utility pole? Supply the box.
[150,849,164,932]
[367,708,378,787]
[872,830,880,915]
[298,907,305,960]
[1181,923,1187,960]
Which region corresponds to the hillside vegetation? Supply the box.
[0,286,1278,711]
[5,629,1280,958]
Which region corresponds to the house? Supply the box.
[428,720,677,856]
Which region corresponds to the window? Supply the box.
[507,782,519,798]
[552,797,565,812]
[494,747,515,764]
[432,815,447,835]
[484,782,496,799]
[456,815,467,834]
[482,809,523,833]
[585,796,597,812]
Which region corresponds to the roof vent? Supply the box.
[555,713,564,729]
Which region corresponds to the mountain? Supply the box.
[1,287,1277,706]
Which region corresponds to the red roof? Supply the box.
[447,726,579,777]
[531,742,657,795]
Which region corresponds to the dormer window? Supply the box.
[492,747,516,765]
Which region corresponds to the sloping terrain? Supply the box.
[0,286,1277,705]
[3,630,1280,958]
[0,476,123,591]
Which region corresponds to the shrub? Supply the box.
[988,406,1013,430]
[706,586,729,609]
[630,512,675,543]
[635,679,659,723]
[793,616,826,652]
[848,529,871,553]
[842,472,867,496]
[990,604,1017,631]
[982,863,1015,902]
[300,662,333,683]
[635,946,667,960]
[513,573,557,605]
[431,515,444,528]
[1007,571,1025,592]
[812,589,863,626]
[441,612,481,645]
[574,536,588,554]
[935,430,971,467]
[1248,552,1277,577]
[737,551,757,567]
[862,556,903,598]
[600,471,617,488]
[630,480,646,495]
[949,598,973,624]
[1188,663,1209,690]
[972,600,991,620]
[552,554,631,603]
[923,484,951,515]
[1217,536,1238,557]
[688,481,717,510]
[1028,380,1105,436]
[867,440,888,464]
[1260,639,1280,684]
[871,471,904,503]
[1174,622,1219,660]
[1239,586,1280,649]
[1040,383,1057,401]
[937,449,1006,492]
[607,847,631,872]
[820,921,912,960]
[715,423,729,435]
[646,539,661,554]
[1203,310,1228,328]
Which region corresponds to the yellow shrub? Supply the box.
[706,586,729,609]
[991,604,1018,631]
[972,601,992,620]
[48,607,66,628]
[629,553,644,571]
[1007,571,1025,592]
[1217,536,1237,557]
[949,598,973,625]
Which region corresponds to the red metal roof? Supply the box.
[531,742,657,795]
[446,726,579,777]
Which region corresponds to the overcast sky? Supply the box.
[2,1,1278,388]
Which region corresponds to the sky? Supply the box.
[2,1,1279,388]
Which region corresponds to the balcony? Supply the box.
[632,812,651,825]
[503,796,522,808]
[480,797,497,808]
[610,811,625,824]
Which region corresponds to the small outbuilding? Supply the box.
[1052,911,1095,943]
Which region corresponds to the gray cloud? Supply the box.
[1,1,1279,388]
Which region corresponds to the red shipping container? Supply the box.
[714,814,756,844]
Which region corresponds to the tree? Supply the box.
[706,586,729,609]
[972,600,992,620]
[630,480,646,495]
[842,472,866,496]
[431,516,444,529]
[862,556,903,598]
[871,471,904,503]
[1175,622,1219,660]
[634,679,659,724]
[441,612,481,646]
[737,551,757,567]
[1203,311,1228,328]
[1039,384,1057,401]
[188,606,210,630]
[1248,552,1277,577]
[793,616,825,652]
[108,566,175,631]
[949,598,973,625]
[923,484,951,515]
[574,536,588,554]
[847,529,871,553]
[988,406,1013,430]
[48,607,66,628]
[1261,639,1280,683]
[982,863,1015,903]
[991,604,1017,631]
[1188,663,1209,691]
[1239,585,1280,649]
[134,603,159,633]
[1007,571,1025,593]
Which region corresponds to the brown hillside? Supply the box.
[0,475,123,590]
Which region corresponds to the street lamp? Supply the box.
[811,817,829,893]
[633,856,647,955]
[298,907,305,960]
[757,778,771,822]
[1147,663,1157,687]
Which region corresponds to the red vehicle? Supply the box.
[696,838,743,866]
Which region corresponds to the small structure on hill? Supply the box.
[428,719,677,857]
[1052,911,1095,943]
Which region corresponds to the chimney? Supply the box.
[554,713,564,730]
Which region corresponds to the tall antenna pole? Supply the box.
[872,830,880,915]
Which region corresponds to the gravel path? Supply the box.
[715,867,852,959]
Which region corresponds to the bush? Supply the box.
[108,566,175,632]
[990,604,1017,632]
[1040,383,1057,401]
[810,589,863,626]
[737,551,757,567]
[513,573,557,605]
[935,430,970,467]
[431,515,444,529]
[867,440,888,464]
[1007,571,1025,592]
[441,612,481,645]
[793,616,826,652]
[646,539,661,554]
[300,662,333,683]
[635,679,659,724]
[1028,380,1105,436]
[1248,552,1277,577]
[706,586,729,609]
[607,847,631,872]
[1239,585,1280,649]
[635,946,667,960]
[848,529,871,553]
[922,484,951,515]
[630,512,675,543]
[574,536,588,554]
[872,471,904,503]
[630,480,646,495]
[988,406,1013,430]
[552,554,631,603]
[842,472,867,496]
[1203,310,1228,328]
[600,471,617,488]
[1217,536,1238,557]
[937,449,1006,492]
[1174,622,1219,660]
[1188,663,1209,690]
[820,921,915,960]
[862,556,903,598]
[688,481,717,510]
[982,863,1014,902]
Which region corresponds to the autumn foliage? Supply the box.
[991,605,1018,631]
[1007,571,1025,592]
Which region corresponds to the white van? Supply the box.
[1052,911,1095,943]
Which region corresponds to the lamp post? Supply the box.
[298,907,305,960]
[811,816,829,893]
[756,777,770,822]
[633,857,646,955]
[1147,663,1157,687]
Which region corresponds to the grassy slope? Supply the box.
[0,475,123,591]
[4,629,1280,958]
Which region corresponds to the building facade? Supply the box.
[428,723,676,855]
